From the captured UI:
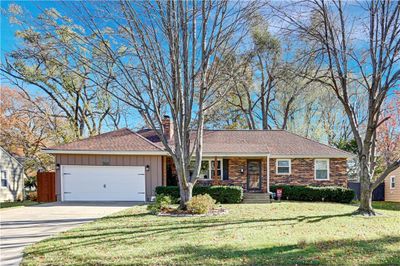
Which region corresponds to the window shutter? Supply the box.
[223,159,229,180]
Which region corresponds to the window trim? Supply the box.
[209,159,223,180]
[1,170,8,188]
[276,159,291,175]
[390,176,396,189]
[192,159,224,180]
[314,159,330,181]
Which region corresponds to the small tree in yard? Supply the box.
[274,0,400,215]
[72,1,258,208]
[376,92,400,173]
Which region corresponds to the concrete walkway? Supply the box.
[0,202,136,266]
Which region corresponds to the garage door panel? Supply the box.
[62,166,145,201]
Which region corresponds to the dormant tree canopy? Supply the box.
[67,0,261,207]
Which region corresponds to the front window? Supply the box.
[315,159,329,180]
[211,160,222,179]
[199,161,210,179]
[390,176,396,189]
[188,159,223,179]
[276,159,291,174]
[1,171,7,187]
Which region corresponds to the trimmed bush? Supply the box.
[195,186,243,204]
[186,194,216,214]
[147,194,172,214]
[155,186,180,202]
[27,191,37,201]
[270,185,355,203]
[155,185,243,203]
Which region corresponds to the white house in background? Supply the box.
[0,147,25,202]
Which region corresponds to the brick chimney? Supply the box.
[162,115,174,141]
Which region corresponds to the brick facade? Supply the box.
[165,157,348,190]
[269,158,347,187]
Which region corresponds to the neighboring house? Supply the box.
[44,116,353,202]
[0,147,25,202]
[385,167,400,202]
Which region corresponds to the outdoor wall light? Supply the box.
[56,164,60,170]
[145,165,150,171]
[240,168,244,173]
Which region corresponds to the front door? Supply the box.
[247,160,261,191]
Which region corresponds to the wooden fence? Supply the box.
[37,171,56,202]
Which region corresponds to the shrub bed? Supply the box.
[147,194,172,214]
[270,185,355,203]
[155,185,243,203]
[186,194,216,214]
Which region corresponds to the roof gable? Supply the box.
[46,128,163,152]
[0,146,24,167]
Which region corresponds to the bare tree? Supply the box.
[71,0,258,208]
[274,0,400,215]
[1,5,117,139]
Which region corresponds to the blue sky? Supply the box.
[1,1,398,135]
[1,1,61,54]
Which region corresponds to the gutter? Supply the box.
[43,149,169,156]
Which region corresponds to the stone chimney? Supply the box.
[162,115,174,141]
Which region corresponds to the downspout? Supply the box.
[267,154,270,193]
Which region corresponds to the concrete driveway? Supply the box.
[0,202,136,266]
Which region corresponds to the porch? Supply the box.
[162,156,270,193]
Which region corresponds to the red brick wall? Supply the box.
[165,157,348,190]
[222,157,269,192]
[269,158,347,187]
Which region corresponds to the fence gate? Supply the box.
[37,171,56,202]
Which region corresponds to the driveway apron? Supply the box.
[0,202,135,265]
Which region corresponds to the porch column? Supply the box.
[267,155,270,193]
[162,156,167,186]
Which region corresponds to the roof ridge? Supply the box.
[128,128,165,151]
[47,128,132,149]
[204,129,286,131]
[140,128,285,132]
[282,131,355,156]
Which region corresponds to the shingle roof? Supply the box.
[199,130,351,157]
[46,128,352,158]
[137,128,162,143]
[47,128,163,152]
[138,129,352,157]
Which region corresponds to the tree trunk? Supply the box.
[179,182,193,210]
[357,184,374,215]
[356,156,376,216]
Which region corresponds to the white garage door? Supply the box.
[62,165,146,201]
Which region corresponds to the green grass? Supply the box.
[351,201,400,211]
[372,201,400,211]
[22,202,400,265]
[0,200,38,209]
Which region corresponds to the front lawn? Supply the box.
[372,201,400,211]
[22,202,400,265]
[0,200,38,209]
